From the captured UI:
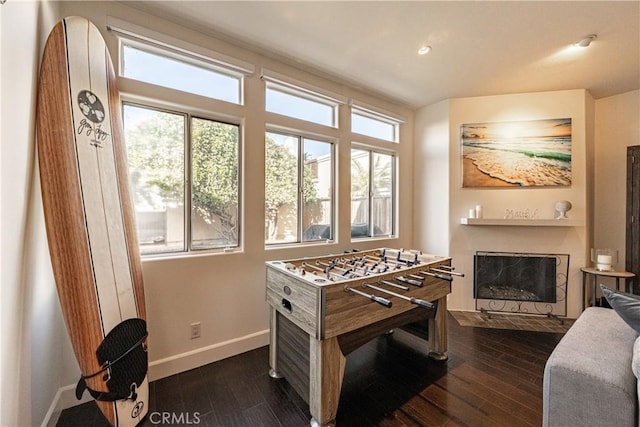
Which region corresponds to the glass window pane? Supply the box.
[265,132,299,244]
[191,118,239,250]
[372,152,393,236]
[302,139,333,241]
[123,105,185,254]
[352,111,397,142]
[351,149,370,238]
[122,45,240,104]
[266,86,335,127]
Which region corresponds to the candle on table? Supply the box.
[597,254,613,271]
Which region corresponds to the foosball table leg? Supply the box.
[309,336,346,427]
[427,295,448,361]
[268,307,283,379]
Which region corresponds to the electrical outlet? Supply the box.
[190,322,201,339]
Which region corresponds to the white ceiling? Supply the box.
[129,1,640,109]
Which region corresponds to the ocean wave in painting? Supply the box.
[462,119,572,187]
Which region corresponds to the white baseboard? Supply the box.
[149,329,269,381]
[43,329,270,424]
[41,383,93,427]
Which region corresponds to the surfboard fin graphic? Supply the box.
[76,318,148,402]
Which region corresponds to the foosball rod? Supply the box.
[430,267,465,277]
[336,255,390,274]
[316,261,384,277]
[316,260,367,278]
[302,262,344,281]
[363,283,434,309]
[380,280,410,291]
[350,258,389,274]
[351,262,389,275]
[381,249,420,266]
[354,256,392,272]
[361,255,407,270]
[379,252,418,266]
[415,271,454,282]
[338,255,364,267]
[344,286,392,308]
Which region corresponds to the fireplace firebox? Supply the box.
[474,251,569,317]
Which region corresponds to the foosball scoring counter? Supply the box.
[265,248,463,427]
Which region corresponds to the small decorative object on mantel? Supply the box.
[554,200,572,219]
[591,248,618,272]
[504,208,539,219]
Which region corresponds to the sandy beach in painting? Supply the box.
[462,118,572,187]
[463,158,518,187]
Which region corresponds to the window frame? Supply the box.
[264,128,336,246]
[350,145,397,240]
[122,99,243,257]
[120,39,245,105]
[111,23,251,258]
[351,105,402,143]
[265,81,340,128]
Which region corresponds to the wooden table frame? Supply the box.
[268,296,448,427]
[265,250,453,426]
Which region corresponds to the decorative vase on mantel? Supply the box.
[555,200,572,219]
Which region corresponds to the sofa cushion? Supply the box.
[634,336,640,423]
[634,336,640,380]
[601,285,640,334]
[543,307,638,427]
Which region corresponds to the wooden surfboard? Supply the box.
[37,16,148,426]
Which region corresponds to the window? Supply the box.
[113,24,406,255]
[351,107,400,142]
[351,149,395,238]
[265,83,338,127]
[265,131,334,245]
[121,43,242,104]
[123,104,240,255]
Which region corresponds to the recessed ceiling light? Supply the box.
[575,34,597,48]
[418,45,432,55]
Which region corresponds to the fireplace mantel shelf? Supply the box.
[460,218,584,227]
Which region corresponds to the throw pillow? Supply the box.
[600,284,640,334]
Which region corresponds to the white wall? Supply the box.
[1,1,77,425]
[594,90,640,280]
[415,90,593,319]
[414,99,450,256]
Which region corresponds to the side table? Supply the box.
[581,267,637,310]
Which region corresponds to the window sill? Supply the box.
[140,246,243,262]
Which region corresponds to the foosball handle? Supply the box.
[371,295,393,308]
[411,298,435,309]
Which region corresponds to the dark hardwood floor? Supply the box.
[56,313,563,426]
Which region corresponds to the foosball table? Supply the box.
[266,248,462,426]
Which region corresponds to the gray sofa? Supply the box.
[543,307,639,426]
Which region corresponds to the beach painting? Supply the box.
[462,118,572,187]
